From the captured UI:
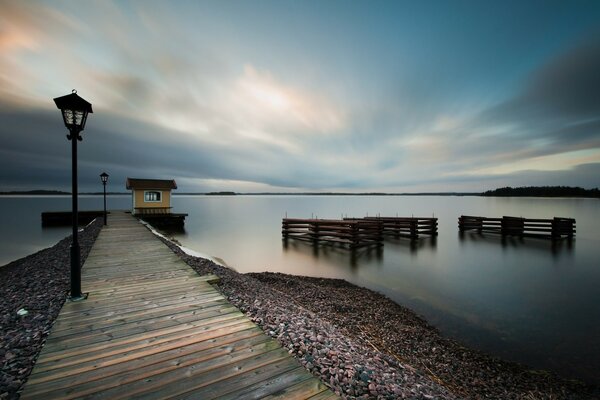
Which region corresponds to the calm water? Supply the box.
[1,195,599,383]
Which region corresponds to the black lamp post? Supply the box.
[54,90,93,301]
[100,172,109,225]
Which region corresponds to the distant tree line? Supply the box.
[482,186,600,198]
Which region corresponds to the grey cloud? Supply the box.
[522,38,600,119]
[0,103,359,192]
[482,37,600,127]
[435,38,600,173]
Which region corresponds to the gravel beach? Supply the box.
[162,239,598,400]
[1,220,598,399]
[0,219,102,400]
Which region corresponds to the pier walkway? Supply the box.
[21,212,335,399]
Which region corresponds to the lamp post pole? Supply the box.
[100,172,109,225]
[69,126,82,299]
[54,89,93,302]
[103,180,107,225]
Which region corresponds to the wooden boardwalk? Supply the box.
[21,212,335,399]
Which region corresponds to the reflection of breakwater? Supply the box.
[282,236,383,268]
[385,236,437,253]
[458,231,574,256]
[282,228,437,268]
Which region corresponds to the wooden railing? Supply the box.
[133,207,172,215]
[458,215,575,239]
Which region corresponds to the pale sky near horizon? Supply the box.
[1,0,599,192]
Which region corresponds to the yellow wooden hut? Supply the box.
[126,178,178,216]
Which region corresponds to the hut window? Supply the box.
[144,191,162,202]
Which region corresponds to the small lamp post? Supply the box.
[54,90,93,301]
[100,172,109,225]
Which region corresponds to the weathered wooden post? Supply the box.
[311,220,319,245]
[551,217,558,239]
[410,218,418,239]
[502,216,525,237]
[377,219,384,243]
[282,219,289,239]
[351,221,359,249]
[567,218,575,239]
[552,217,575,239]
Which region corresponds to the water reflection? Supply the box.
[282,238,384,269]
[458,231,575,256]
[282,234,437,268]
[385,236,437,253]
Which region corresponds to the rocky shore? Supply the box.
[0,220,102,399]
[1,220,597,399]
[162,239,598,399]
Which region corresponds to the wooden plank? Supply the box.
[261,377,331,399]
[43,307,243,349]
[38,317,253,359]
[308,390,342,399]
[77,349,294,400]
[214,367,317,400]
[28,328,266,385]
[49,295,227,332]
[24,338,279,399]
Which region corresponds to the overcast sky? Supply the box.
[1,0,599,192]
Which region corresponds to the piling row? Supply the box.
[458,215,576,239]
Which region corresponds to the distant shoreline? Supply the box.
[0,191,479,196]
[2,185,598,198]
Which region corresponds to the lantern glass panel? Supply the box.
[63,109,74,126]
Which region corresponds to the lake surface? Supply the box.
[1,195,599,383]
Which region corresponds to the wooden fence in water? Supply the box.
[359,217,438,239]
[458,215,575,239]
[282,216,438,248]
[282,218,383,249]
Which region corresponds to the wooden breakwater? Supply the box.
[282,218,384,249]
[458,215,575,239]
[359,217,438,239]
[282,216,438,248]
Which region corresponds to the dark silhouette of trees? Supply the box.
[482,186,600,197]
